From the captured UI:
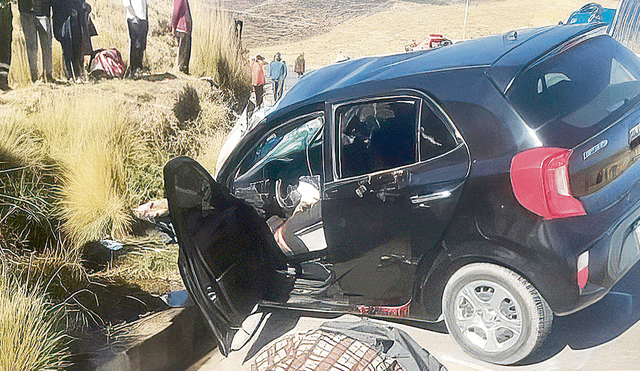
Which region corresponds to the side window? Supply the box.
[337,99,418,178]
[420,101,457,161]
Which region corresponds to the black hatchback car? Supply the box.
[164,23,640,365]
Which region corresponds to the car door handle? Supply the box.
[355,176,372,198]
[410,190,452,205]
[355,184,368,198]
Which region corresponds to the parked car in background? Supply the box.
[405,34,453,51]
[165,22,640,365]
[566,3,616,25]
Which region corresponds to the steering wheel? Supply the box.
[274,178,301,210]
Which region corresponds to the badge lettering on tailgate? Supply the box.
[630,122,640,146]
[583,139,608,161]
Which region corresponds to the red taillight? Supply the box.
[510,147,586,220]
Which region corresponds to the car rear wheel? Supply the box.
[442,263,553,365]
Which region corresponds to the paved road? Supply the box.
[258,65,302,108]
[191,260,640,371]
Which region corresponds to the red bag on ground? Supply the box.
[89,48,126,79]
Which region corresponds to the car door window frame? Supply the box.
[337,97,420,179]
[329,93,463,183]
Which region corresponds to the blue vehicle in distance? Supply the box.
[566,3,616,25]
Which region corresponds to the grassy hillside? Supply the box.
[1,0,248,367]
[251,0,618,68]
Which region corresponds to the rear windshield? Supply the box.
[507,35,640,129]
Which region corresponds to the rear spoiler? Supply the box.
[609,0,640,53]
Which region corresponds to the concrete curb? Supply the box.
[93,306,216,371]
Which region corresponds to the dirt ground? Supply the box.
[235,0,618,69]
[221,0,450,48]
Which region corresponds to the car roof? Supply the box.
[274,23,604,115]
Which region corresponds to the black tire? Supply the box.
[442,263,553,365]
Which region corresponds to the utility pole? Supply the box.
[463,0,470,40]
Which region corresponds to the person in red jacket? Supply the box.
[251,54,266,108]
[172,0,191,74]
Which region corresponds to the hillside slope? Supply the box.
[220,0,443,47]
[248,0,618,69]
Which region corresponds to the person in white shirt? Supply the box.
[122,0,147,77]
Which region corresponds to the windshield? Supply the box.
[241,116,324,176]
[507,35,640,129]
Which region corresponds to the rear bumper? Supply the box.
[545,179,640,316]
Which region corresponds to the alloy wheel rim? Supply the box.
[453,280,523,353]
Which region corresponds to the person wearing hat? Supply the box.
[252,54,266,107]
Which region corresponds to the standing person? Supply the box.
[123,0,147,78]
[251,54,265,108]
[294,52,305,78]
[51,0,69,77]
[51,0,94,81]
[172,0,191,74]
[269,52,287,101]
[18,0,53,82]
[77,0,96,68]
[0,0,11,90]
[234,19,242,44]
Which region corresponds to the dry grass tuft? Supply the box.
[1,76,233,257]
[0,165,57,251]
[0,120,44,170]
[101,239,180,294]
[0,266,70,371]
[27,95,148,246]
[173,84,201,125]
[191,0,251,100]
[8,7,31,87]
[196,127,229,174]
[2,246,88,302]
[0,121,59,252]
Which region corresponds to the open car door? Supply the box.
[164,156,293,356]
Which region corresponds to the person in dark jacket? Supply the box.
[123,0,148,78]
[18,0,53,82]
[172,0,191,74]
[0,0,11,90]
[51,0,68,42]
[51,0,94,80]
